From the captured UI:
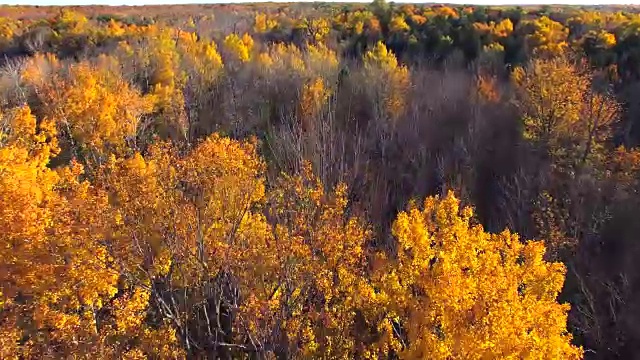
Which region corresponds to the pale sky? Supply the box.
[1,0,638,7]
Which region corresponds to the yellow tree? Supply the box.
[224,33,254,63]
[491,18,514,38]
[115,25,204,142]
[0,104,186,358]
[34,57,153,157]
[255,42,338,79]
[93,133,268,357]
[580,29,617,68]
[525,16,569,57]
[0,17,18,49]
[338,10,377,36]
[122,26,225,142]
[389,15,410,33]
[254,12,277,33]
[371,192,583,359]
[177,30,224,87]
[53,9,89,35]
[512,58,619,255]
[512,57,619,168]
[0,105,118,358]
[308,18,331,43]
[300,77,332,123]
[363,41,410,124]
[258,167,373,358]
[176,30,224,141]
[567,10,606,39]
[93,132,374,358]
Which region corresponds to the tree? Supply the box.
[363,41,410,124]
[491,19,514,39]
[389,15,410,33]
[581,29,617,68]
[371,192,583,359]
[223,33,253,63]
[525,16,569,58]
[37,57,154,159]
[511,57,619,256]
[261,166,373,358]
[254,12,277,33]
[96,134,267,357]
[300,76,331,121]
[96,137,372,358]
[512,57,618,170]
[0,105,132,358]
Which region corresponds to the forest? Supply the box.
[2,1,640,358]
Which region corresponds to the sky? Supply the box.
[2,0,639,8]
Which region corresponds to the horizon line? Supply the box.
[2,1,639,7]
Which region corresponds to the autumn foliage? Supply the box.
[0,112,579,357]
[6,1,640,359]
